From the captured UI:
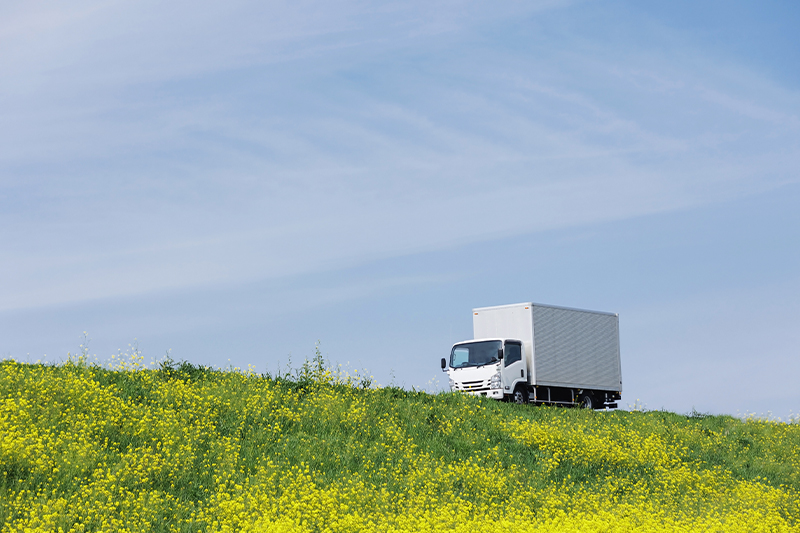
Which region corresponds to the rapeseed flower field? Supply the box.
[1,355,799,532]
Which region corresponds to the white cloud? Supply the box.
[1,0,799,311]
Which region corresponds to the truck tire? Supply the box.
[513,386,529,404]
[578,393,594,410]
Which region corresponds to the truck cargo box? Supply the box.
[473,302,622,392]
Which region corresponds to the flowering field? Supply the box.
[1,358,799,533]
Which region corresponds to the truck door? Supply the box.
[502,341,526,398]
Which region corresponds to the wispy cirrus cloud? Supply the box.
[1,0,798,312]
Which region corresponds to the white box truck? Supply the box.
[441,302,622,409]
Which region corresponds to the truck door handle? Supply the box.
[521,369,524,377]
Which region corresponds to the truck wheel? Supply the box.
[513,387,529,404]
[578,393,594,409]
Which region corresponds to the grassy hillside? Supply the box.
[1,358,799,532]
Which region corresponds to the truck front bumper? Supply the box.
[461,388,504,400]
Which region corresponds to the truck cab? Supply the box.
[441,338,528,402]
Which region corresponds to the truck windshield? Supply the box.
[450,341,502,369]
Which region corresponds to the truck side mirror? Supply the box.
[440,358,447,371]
[498,348,503,360]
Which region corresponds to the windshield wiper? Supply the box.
[455,360,498,369]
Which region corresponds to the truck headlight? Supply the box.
[449,378,456,391]
[490,371,501,389]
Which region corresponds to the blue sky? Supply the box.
[2,1,799,418]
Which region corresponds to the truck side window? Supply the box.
[504,342,522,366]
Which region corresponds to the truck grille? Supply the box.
[459,379,490,392]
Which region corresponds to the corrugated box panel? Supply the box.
[532,305,621,391]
